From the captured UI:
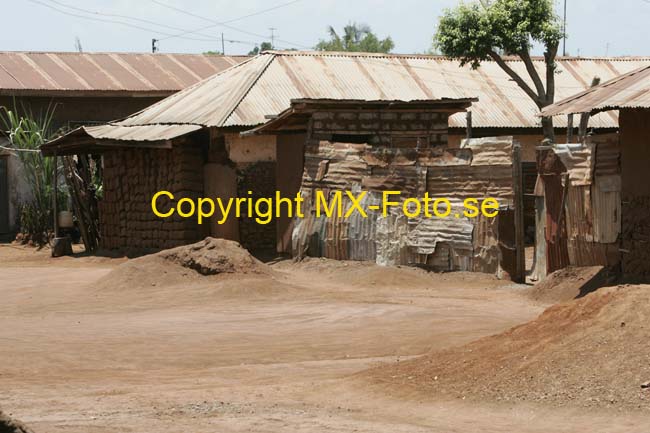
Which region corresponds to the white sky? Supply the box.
[2,0,649,57]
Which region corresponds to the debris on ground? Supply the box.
[368,284,650,411]
[0,410,34,433]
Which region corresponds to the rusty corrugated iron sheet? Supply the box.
[538,132,622,274]
[0,51,248,96]
[104,51,650,131]
[542,65,650,116]
[294,136,516,275]
[41,123,202,155]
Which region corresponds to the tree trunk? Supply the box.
[541,114,555,143]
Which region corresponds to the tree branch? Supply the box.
[520,48,546,100]
[488,50,542,105]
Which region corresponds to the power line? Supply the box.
[150,0,311,48]
[44,0,227,41]
[26,0,221,43]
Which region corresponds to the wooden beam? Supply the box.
[512,141,526,283]
[566,113,574,143]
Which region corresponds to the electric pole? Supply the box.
[221,33,225,55]
[562,0,567,56]
[269,27,276,48]
[152,38,158,53]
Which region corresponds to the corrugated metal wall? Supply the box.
[292,132,518,277]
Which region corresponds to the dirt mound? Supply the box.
[95,238,273,291]
[527,266,610,303]
[0,410,34,433]
[367,284,650,410]
[159,238,267,275]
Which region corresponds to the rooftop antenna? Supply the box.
[269,27,276,48]
[562,0,567,56]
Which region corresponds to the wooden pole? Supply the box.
[512,141,525,283]
[566,113,574,143]
[466,111,473,139]
[53,151,59,238]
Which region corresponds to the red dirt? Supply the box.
[526,265,609,303]
[368,284,650,411]
[2,243,649,432]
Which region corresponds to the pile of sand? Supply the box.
[95,238,273,291]
[527,266,611,304]
[368,284,650,410]
[0,410,34,433]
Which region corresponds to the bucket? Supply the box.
[58,211,74,228]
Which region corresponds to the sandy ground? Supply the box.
[1,244,648,432]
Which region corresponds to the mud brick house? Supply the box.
[539,65,650,281]
[42,51,650,257]
[0,51,247,234]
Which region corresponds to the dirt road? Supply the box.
[1,245,647,432]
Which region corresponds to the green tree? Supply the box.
[248,42,274,55]
[315,23,394,53]
[434,0,563,140]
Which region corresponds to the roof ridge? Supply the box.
[215,53,277,127]
[0,51,250,57]
[112,56,263,125]
[264,50,650,62]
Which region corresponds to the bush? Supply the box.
[1,104,66,245]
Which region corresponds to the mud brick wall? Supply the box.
[311,110,450,147]
[621,196,650,280]
[236,161,277,253]
[99,142,204,251]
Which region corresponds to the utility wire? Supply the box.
[43,0,230,41]
[26,0,221,42]
[150,0,311,48]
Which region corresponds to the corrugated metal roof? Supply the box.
[41,123,201,155]
[541,65,650,116]
[0,51,248,96]
[112,51,650,130]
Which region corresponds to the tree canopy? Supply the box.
[248,42,274,56]
[315,23,394,53]
[434,0,563,140]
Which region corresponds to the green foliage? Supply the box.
[248,42,274,55]
[434,0,562,68]
[1,104,66,245]
[315,23,394,53]
[203,50,223,55]
[434,0,563,140]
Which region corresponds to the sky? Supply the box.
[2,0,649,57]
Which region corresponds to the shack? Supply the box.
[539,65,650,281]
[245,99,525,280]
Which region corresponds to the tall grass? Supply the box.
[1,103,66,244]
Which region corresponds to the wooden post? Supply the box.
[578,77,601,142]
[53,151,59,238]
[466,111,473,139]
[566,113,574,143]
[512,141,525,283]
